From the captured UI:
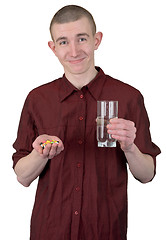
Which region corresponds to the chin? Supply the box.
[68,65,88,75]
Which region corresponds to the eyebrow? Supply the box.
[77,33,90,38]
[56,37,67,43]
[56,33,90,43]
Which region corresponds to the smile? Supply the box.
[68,57,85,64]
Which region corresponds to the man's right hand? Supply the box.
[32,134,64,159]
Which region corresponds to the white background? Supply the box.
[0,0,165,239]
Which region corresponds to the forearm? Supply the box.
[14,149,49,187]
[124,144,155,183]
[14,135,64,187]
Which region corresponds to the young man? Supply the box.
[13,5,160,240]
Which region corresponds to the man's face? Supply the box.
[49,17,102,76]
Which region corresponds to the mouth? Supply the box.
[68,57,86,64]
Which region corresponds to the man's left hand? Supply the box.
[107,118,136,152]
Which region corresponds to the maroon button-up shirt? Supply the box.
[13,67,160,240]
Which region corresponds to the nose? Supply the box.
[69,42,79,57]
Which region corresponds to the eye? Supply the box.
[79,38,87,42]
[59,40,68,46]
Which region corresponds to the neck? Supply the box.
[65,68,98,90]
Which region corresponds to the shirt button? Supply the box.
[74,211,79,216]
[75,186,80,192]
[78,140,83,144]
[80,94,84,99]
[77,163,81,168]
[79,116,84,121]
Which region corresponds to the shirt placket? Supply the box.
[71,92,86,240]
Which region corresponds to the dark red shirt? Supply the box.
[13,67,160,240]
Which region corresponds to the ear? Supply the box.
[94,32,103,50]
[48,41,57,55]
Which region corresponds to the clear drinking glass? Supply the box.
[97,101,118,147]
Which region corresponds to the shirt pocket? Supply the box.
[38,125,66,143]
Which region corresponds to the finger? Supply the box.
[56,145,64,155]
[48,141,64,159]
[107,123,130,131]
[56,141,64,155]
[32,141,43,154]
[108,129,136,138]
[42,143,52,158]
[109,118,129,123]
[111,135,135,151]
[108,121,136,132]
[112,134,134,151]
[48,143,58,159]
[109,118,135,126]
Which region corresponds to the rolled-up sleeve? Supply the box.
[12,93,37,168]
[132,92,161,175]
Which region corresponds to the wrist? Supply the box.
[123,143,136,154]
[32,149,49,162]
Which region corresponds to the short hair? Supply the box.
[50,5,97,40]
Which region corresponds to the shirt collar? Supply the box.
[86,67,106,100]
[59,75,78,102]
[59,67,107,102]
